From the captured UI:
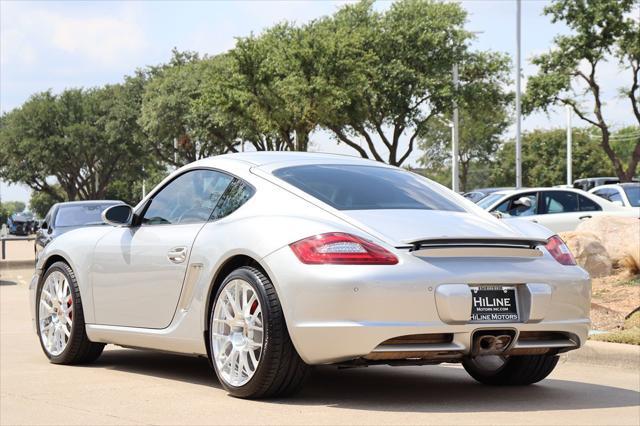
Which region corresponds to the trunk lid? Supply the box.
[341,209,550,247]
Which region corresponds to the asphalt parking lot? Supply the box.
[1,267,639,425]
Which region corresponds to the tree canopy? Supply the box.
[1,0,638,206]
[525,0,640,181]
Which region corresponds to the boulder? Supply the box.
[559,231,612,277]
[576,216,640,274]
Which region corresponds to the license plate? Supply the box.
[470,285,519,322]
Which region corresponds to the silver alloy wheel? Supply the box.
[39,271,73,356]
[211,278,264,387]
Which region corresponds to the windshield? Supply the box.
[477,193,506,209]
[623,186,640,207]
[55,204,119,227]
[272,164,464,211]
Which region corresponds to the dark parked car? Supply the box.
[7,212,37,235]
[573,177,638,191]
[463,187,515,203]
[35,200,123,258]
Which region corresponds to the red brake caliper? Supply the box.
[249,300,258,315]
[67,297,73,320]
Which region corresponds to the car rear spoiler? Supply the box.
[405,238,549,259]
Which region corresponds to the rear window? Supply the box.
[55,204,119,227]
[272,164,464,212]
[623,186,640,207]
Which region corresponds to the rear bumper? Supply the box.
[262,248,591,364]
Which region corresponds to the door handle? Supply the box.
[579,215,592,220]
[167,246,187,264]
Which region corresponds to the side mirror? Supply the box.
[514,197,533,208]
[102,204,134,227]
[41,222,48,230]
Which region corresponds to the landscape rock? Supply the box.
[559,231,613,277]
[576,216,640,274]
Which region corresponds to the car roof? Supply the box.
[55,200,123,207]
[492,187,592,196]
[195,151,389,168]
[591,182,640,191]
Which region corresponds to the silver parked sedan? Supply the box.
[30,152,590,398]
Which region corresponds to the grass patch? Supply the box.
[615,276,640,287]
[591,328,640,345]
[624,311,640,329]
[591,312,640,345]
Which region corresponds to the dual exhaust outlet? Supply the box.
[473,331,514,355]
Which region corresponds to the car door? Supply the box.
[536,191,590,232]
[91,169,233,329]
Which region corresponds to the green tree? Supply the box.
[490,128,627,187]
[525,0,640,181]
[140,51,240,166]
[29,186,66,218]
[418,52,512,191]
[313,0,470,165]
[0,84,150,201]
[230,23,320,151]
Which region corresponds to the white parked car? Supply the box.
[477,187,639,233]
[589,183,640,208]
[31,153,590,398]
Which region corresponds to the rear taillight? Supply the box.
[545,235,576,265]
[289,232,398,265]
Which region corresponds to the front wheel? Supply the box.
[209,266,310,398]
[463,354,559,386]
[36,261,105,364]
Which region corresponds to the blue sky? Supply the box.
[1,0,637,203]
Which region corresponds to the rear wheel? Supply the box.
[209,266,310,398]
[463,354,559,385]
[37,261,105,364]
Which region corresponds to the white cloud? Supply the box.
[1,2,147,68]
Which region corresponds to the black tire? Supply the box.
[208,266,310,398]
[463,354,559,386]
[36,261,105,364]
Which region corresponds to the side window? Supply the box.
[499,193,538,217]
[609,191,623,204]
[142,170,233,225]
[541,191,579,214]
[43,212,52,230]
[578,195,602,211]
[592,189,610,201]
[211,179,255,220]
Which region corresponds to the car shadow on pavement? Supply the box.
[91,349,221,388]
[88,349,639,413]
[0,279,18,286]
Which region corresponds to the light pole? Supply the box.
[566,105,572,186]
[452,64,460,193]
[515,0,522,189]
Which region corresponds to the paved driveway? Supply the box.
[2,268,639,425]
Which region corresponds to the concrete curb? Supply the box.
[0,260,35,271]
[566,340,640,369]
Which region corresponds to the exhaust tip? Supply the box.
[472,330,515,355]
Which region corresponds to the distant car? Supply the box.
[35,201,123,258]
[589,183,640,208]
[573,176,638,191]
[7,212,36,236]
[463,187,514,203]
[478,187,639,233]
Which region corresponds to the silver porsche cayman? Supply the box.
[30,152,590,398]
